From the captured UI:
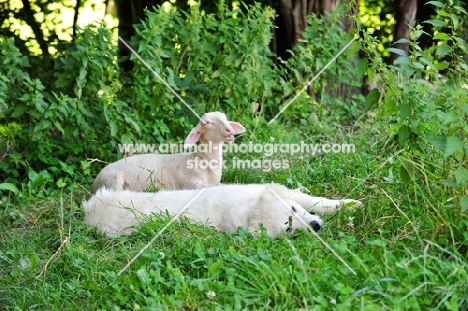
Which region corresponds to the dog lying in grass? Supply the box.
[83,184,326,239]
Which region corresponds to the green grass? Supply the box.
[1,118,468,310]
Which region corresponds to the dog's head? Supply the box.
[280,200,323,234]
[255,184,323,238]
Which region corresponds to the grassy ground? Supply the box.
[1,118,467,310]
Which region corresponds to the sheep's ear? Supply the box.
[229,122,246,134]
[184,125,202,146]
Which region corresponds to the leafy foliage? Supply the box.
[0,25,138,191]
[276,6,364,133]
[1,2,468,309]
[359,0,468,253]
[0,3,365,190]
[128,2,278,140]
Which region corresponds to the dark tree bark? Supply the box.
[320,0,340,15]
[274,0,308,60]
[115,0,160,71]
[72,0,82,38]
[390,0,417,64]
[278,0,294,56]
[270,0,362,100]
[20,0,50,57]
[416,0,435,50]
[273,0,359,57]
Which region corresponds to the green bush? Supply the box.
[277,5,364,132]
[128,3,278,140]
[359,0,468,252]
[0,2,368,191]
[0,25,139,191]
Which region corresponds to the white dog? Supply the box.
[83,184,325,239]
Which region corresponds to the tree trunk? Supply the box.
[390,0,417,64]
[274,0,353,58]
[116,0,164,71]
[416,0,435,50]
[72,0,81,38]
[320,0,340,15]
[20,0,50,57]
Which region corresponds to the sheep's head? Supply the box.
[184,111,245,146]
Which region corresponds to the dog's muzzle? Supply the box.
[310,220,322,232]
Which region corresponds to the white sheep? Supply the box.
[91,111,361,213]
[91,112,245,193]
[83,183,324,238]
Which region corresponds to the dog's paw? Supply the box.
[339,199,363,209]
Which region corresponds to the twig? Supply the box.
[36,236,70,279]
[381,188,423,246]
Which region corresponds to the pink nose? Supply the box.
[226,127,233,134]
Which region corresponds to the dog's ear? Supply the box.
[266,183,290,198]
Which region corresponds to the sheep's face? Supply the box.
[202,112,245,143]
[185,112,245,146]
